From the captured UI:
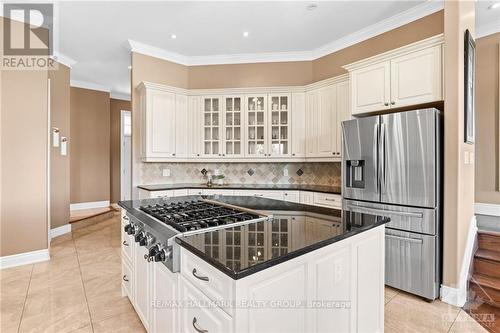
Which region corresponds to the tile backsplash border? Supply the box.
[140,162,341,186]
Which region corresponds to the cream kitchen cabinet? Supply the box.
[188,96,202,158]
[223,96,244,158]
[291,92,306,158]
[335,80,351,155]
[134,242,152,331]
[152,262,179,333]
[268,94,291,157]
[202,96,223,157]
[346,37,443,115]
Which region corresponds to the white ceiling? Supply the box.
[57,1,500,99]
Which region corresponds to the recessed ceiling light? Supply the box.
[488,2,500,9]
[306,3,318,11]
[243,31,249,38]
[171,34,177,39]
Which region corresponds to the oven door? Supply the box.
[385,228,439,300]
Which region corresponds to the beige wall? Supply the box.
[70,87,111,204]
[110,98,131,203]
[1,71,49,256]
[475,33,500,205]
[442,0,475,287]
[49,64,71,228]
[312,11,444,81]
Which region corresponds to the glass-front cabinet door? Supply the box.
[223,96,243,158]
[202,97,222,157]
[246,95,267,157]
[269,94,291,157]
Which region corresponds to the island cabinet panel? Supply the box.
[134,244,152,331]
[152,262,178,333]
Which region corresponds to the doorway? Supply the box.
[120,111,132,201]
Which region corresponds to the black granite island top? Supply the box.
[137,183,341,195]
[173,196,390,280]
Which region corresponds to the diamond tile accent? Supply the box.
[247,168,255,176]
[296,168,304,176]
[200,168,207,176]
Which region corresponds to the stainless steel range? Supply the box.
[123,198,271,272]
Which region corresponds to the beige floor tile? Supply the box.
[1,295,25,333]
[0,264,33,283]
[29,267,82,293]
[92,310,146,333]
[32,255,80,277]
[384,286,398,304]
[49,240,77,260]
[449,310,488,333]
[1,273,32,299]
[19,301,91,333]
[77,247,120,267]
[79,260,121,282]
[385,292,460,333]
[68,325,93,333]
[51,233,74,245]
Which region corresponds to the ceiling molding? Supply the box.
[70,80,111,93]
[128,1,444,66]
[110,91,131,101]
[476,20,500,39]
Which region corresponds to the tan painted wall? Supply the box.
[110,99,131,203]
[312,11,444,81]
[475,33,500,205]
[49,64,71,228]
[1,17,49,256]
[70,87,111,204]
[442,0,475,287]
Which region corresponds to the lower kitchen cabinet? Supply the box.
[134,244,152,331]
[152,262,179,333]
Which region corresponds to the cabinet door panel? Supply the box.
[223,96,244,158]
[316,86,336,157]
[147,90,176,157]
[246,95,268,157]
[305,91,318,157]
[291,92,306,158]
[390,46,442,107]
[188,96,202,158]
[335,81,350,157]
[153,263,178,333]
[351,61,390,115]
[175,94,188,158]
[268,94,291,157]
[134,244,151,331]
[202,97,222,157]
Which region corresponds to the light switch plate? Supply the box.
[162,169,171,177]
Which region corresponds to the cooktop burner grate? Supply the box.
[139,200,261,233]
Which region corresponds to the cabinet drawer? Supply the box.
[121,229,133,263]
[313,192,342,208]
[203,189,235,196]
[122,259,133,299]
[299,191,314,205]
[174,189,189,197]
[150,190,174,199]
[283,191,300,203]
[234,190,284,200]
[188,189,204,196]
[180,248,234,315]
[179,276,233,333]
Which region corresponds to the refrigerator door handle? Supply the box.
[345,204,424,218]
[380,123,387,194]
[385,234,423,244]
[373,123,379,193]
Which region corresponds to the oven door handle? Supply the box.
[345,205,423,218]
[385,234,423,244]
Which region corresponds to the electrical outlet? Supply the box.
[162,169,171,177]
[283,169,289,177]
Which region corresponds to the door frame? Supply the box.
[120,110,132,201]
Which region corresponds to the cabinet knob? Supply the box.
[384,102,389,106]
[122,240,129,247]
[223,154,225,156]
[292,153,295,156]
[122,275,129,282]
[391,101,396,105]
[172,153,176,156]
[197,154,200,156]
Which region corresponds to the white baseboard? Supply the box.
[0,249,50,270]
[440,215,477,307]
[475,203,500,217]
[50,224,72,239]
[70,200,110,211]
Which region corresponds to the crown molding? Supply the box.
[70,80,111,93]
[110,91,131,101]
[128,1,443,67]
[51,52,77,69]
[476,20,500,39]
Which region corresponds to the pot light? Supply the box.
[243,31,249,38]
[306,3,318,11]
[488,2,500,9]
[171,34,177,39]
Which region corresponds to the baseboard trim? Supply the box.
[70,200,110,211]
[50,224,72,239]
[0,249,50,270]
[440,215,478,307]
[475,203,500,217]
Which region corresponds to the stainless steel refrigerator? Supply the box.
[342,108,442,300]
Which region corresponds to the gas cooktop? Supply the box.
[139,199,263,233]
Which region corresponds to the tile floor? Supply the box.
[0,213,490,333]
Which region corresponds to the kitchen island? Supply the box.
[119,196,389,333]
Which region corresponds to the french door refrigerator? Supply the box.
[342,108,442,300]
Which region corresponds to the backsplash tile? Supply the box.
[139,162,341,186]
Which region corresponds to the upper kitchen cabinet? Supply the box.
[345,35,443,115]
[187,96,202,158]
[223,96,244,158]
[138,82,187,161]
[291,92,306,158]
[268,94,291,157]
[246,95,267,158]
[335,80,350,156]
[202,96,223,157]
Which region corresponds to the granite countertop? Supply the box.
[137,183,342,195]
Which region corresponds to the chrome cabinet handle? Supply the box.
[324,198,337,202]
[384,102,389,106]
[390,101,395,105]
[123,216,129,221]
[192,317,208,333]
[192,268,209,281]
[122,275,129,282]
[386,234,423,244]
[122,240,129,246]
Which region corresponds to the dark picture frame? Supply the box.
[464,29,475,144]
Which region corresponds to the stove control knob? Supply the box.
[126,224,136,235]
[134,231,145,243]
[148,244,159,258]
[123,224,131,233]
[139,236,147,247]
[154,249,166,262]
[145,233,155,246]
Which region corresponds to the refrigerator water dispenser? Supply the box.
[345,160,365,189]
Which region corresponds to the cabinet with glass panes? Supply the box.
[269,217,292,258]
[223,96,243,158]
[246,95,267,157]
[269,94,291,157]
[202,97,222,157]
